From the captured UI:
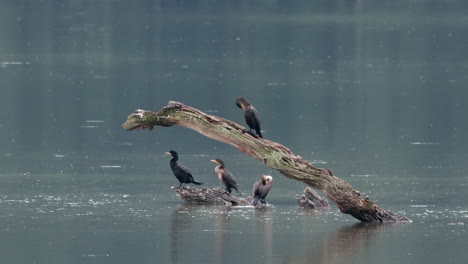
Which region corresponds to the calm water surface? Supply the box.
[1,1,467,264]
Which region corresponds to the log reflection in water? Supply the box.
[284,222,399,264]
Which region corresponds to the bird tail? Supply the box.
[256,128,263,138]
[235,188,243,196]
[191,180,203,185]
[252,198,259,206]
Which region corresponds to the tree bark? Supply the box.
[175,187,253,206]
[122,101,411,223]
[297,187,330,209]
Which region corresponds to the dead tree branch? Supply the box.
[123,101,410,222]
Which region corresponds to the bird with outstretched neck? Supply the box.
[166,150,203,189]
[236,97,263,138]
[210,159,242,196]
[252,175,273,206]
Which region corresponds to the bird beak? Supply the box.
[210,160,217,164]
[165,152,171,155]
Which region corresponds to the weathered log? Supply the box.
[175,187,253,206]
[122,101,411,223]
[297,187,330,209]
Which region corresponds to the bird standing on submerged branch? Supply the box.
[166,150,203,189]
[236,97,263,138]
[210,159,242,196]
[252,175,273,206]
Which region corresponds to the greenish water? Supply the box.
[1,1,467,263]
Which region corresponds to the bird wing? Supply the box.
[222,169,238,188]
[173,163,195,181]
[252,180,262,197]
[245,108,261,130]
[258,181,273,198]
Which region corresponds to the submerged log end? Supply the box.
[297,187,330,209]
[175,187,254,206]
[343,205,412,223]
[338,197,412,223]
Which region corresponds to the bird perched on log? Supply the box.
[252,175,273,206]
[210,159,242,196]
[236,97,263,138]
[165,150,203,189]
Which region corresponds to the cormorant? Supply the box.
[166,150,203,189]
[210,159,242,195]
[252,175,273,206]
[236,97,263,138]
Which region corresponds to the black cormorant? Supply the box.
[236,97,263,138]
[210,159,242,195]
[252,175,273,206]
[166,150,203,189]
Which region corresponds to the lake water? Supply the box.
[1,1,467,263]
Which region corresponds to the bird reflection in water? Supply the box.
[214,206,275,263]
[213,207,232,263]
[254,207,274,264]
[170,204,237,264]
[170,204,209,264]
